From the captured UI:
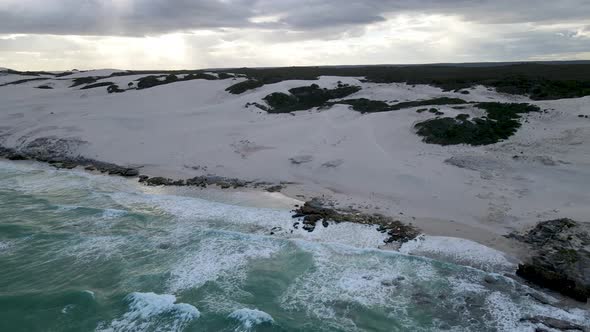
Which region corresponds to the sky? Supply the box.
[0,0,589,71]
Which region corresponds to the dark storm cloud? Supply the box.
[0,0,589,36]
[0,0,254,36]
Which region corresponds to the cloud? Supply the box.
[0,0,589,36]
[0,1,588,70]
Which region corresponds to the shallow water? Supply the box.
[0,161,587,332]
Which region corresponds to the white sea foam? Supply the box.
[61,304,75,314]
[111,191,388,249]
[228,308,274,330]
[96,292,199,332]
[279,241,439,330]
[400,235,516,272]
[101,208,128,219]
[66,235,128,262]
[0,241,10,251]
[484,292,524,331]
[168,234,284,292]
[83,290,96,299]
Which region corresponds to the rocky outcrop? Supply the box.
[142,174,256,189]
[0,141,140,178]
[520,316,587,331]
[292,198,420,243]
[508,219,590,302]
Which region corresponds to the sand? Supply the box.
[1,69,589,256]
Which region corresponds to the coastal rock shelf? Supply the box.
[509,219,590,302]
[292,198,420,244]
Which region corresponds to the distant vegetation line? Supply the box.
[3,63,590,100]
[223,64,590,100]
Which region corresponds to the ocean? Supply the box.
[0,160,586,332]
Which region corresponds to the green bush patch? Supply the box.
[330,98,391,113]
[415,102,540,146]
[389,97,468,111]
[226,79,264,94]
[70,77,98,87]
[220,64,590,100]
[107,84,124,93]
[80,82,115,90]
[262,84,361,113]
[135,72,224,90]
[329,97,467,114]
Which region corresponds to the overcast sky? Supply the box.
[1,0,589,70]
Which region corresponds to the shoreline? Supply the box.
[0,146,527,258]
[2,156,589,311]
[1,72,588,305]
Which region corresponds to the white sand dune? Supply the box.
[1,72,589,251]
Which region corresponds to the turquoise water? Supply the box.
[0,161,586,332]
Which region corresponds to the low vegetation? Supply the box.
[226,79,264,94]
[262,84,361,113]
[220,63,590,100]
[70,77,98,87]
[389,97,467,111]
[328,98,391,113]
[107,84,124,93]
[327,97,467,114]
[415,102,540,145]
[0,77,49,87]
[80,82,115,90]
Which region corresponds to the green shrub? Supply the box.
[261,84,361,113]
[390,97,467,110]
[217,72,234,79]
[107,84,124,93]
[415,102,540,145]
[226,80,264,94]
[80,82,115,90]
[70,77,97,87]
[331,98,391,113]
[222,64,590,100]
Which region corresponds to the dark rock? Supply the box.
[158,243,171,250]
[292,198,420,242]
[138,175,149,183]
[484,275,498,284]
[51,161,77,169]
[7,153,28,161]
[266,185,283,192]
[525,292,552,305]
[302,223,315,232]
[303,214,322,224]
[121,168,139,177]
[85,165,97,171]
[520,316,585,331]
[509,218,590,302]
[146,177,173,186]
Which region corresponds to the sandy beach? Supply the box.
[1,67,589,330]
[2,70,589,251]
